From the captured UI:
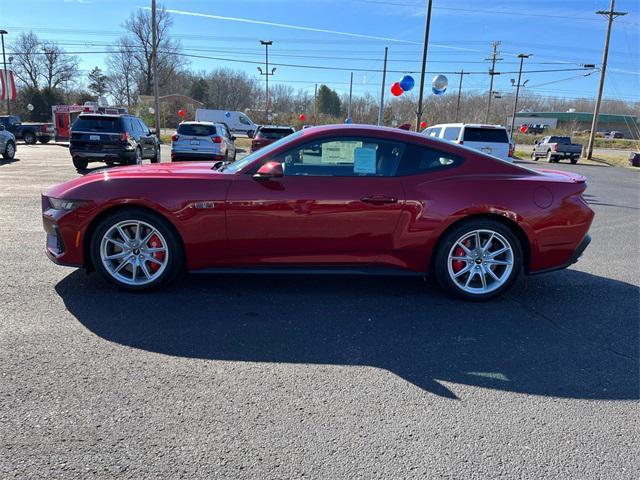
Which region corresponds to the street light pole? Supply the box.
[585,0,627,160]
[485,41,502,123]
[347,71,353,121]
[377,46,388,126]
[415,0,433,131]
[454,70,469,123]
[0,30,10,115]
[151,0,161,137]
[509,54,530,139]
[258,40,275,124]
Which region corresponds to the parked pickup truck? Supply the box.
[531,135,583,164]
[0,115,55,145]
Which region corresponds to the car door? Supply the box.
[136,118,154,158]
[224,136,407,266]
[220,124,236,159]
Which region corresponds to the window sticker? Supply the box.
[321,141,362,164]
[353,147,377,174]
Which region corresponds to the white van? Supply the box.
[195,109,257,137]
[422,123,513,162]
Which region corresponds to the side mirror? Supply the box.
[0,124,5,131]
[247,130,255,138]
[149,129,157,136]
[254,161,283,180]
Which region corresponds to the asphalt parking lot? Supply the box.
[1,143,638,479]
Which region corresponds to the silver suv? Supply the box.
[0,124,16,160]
[171,121,237,162]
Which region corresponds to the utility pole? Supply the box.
[1,29,10,115]
[151,0,161,138]
[377,47,388,126]
[347,72,353,121]
[313,83,318,125]
[509,54,530,138]
[258,40,275,124]
[585,0,627,159]
[485,41,502,123]
[415,0,433,131]
[454,70,469,123]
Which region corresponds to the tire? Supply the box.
[546,150,554,163]
[3,141,16,159]
[23,131,37,145]
[530,150,538,161]
[246,130,254,138]
[132,147,143,165]
[432,219,522,301]
[72,156,88,170]
[39,136,51,144]
[90,208,183,291]
[232,150,236,162]
[151,145,161,163]
[570,155,578,164]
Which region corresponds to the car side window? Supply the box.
[239,115,251,125]
[276,137,406,177]
[396,145,464,176]
[138,119,150,134]
[442,127,461,141]
[429,127,442,138]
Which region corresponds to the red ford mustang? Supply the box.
[42,125,594,300]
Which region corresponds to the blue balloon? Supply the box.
[225,111,231,118]
[345,117,353,124]
[432,86,447,96]
[399,75,415,92]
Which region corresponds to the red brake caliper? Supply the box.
[452,239,471,273]
[147,234,165,272]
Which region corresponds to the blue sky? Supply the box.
[1,0,638,102]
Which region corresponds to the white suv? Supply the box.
[423,123,513,162]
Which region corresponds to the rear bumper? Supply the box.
[529,234,591,275]
[70,146,134,162]
[171,151,225,161]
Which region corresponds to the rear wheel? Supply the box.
[23,131,37,145]
[433,219,522,301]
[39,136,51,144]
[570,155,578,164]
[546,150,555,162]
[72,156,88,170]
[133,147,143,165]
[90,209,183,291]
[151,145,161,163]
[3,141,16,159]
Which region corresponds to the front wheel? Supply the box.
[90,209,183,291]
[132,147,143,165]
[433,219,522,301]
[530,150,538,161]
[151,145,161,163]
[23,131,37,145]
[72,156,88,170]
[3,141,16,159]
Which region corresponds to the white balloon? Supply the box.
[432,74,448,96]
[27,103,34,111]
[148,107,155,114]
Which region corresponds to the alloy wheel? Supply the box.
[99,220,169,286]
[447,229,514,295]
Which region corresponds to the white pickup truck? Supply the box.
[532,136,583,164]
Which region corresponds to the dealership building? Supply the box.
[506,111,639,139]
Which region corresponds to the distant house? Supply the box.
[507,111,639,139]
[138,94,204,114]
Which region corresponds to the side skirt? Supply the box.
[190,265,426,277]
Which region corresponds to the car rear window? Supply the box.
[257,128,294,140]
[177,124,218,136]
[463,127,509,143]
[549,136,571,144]
[72,116,122,132]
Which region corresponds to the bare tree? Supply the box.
[105,37,138,107]
[122,5,186,95]
[10,32,42,89]
[205,68,260,111]
[40,42,79,90]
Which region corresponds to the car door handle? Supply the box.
[361,195,398,205]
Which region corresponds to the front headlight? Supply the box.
[48,197,88,211]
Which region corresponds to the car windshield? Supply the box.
[177,123,217,136]
[224,130,304,173]
[256,128,294,140]
[72,116,121,132]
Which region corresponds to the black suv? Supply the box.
[69,114,160,170]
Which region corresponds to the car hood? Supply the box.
[45,162,229,198]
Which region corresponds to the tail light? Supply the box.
[120,132,129,142]
[171,134,179,142]
[552,144,557,152]
[211,136,222,144]
[508,143,515,157]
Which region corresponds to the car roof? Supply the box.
[180,121,216,125]
[429,123,507,130]
[78,113,123,119]
[258,125,295,129]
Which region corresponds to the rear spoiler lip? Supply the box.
[537,168,587,183]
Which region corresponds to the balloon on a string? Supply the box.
[345,117,353,124]
[420,121,427,130]
[519,125,528,133]
[299,114,306,121]
[399,75,415,92]
[390,82,403,96]
[178,109,186,118]
[431,74,448,96]
[27,104,34,111]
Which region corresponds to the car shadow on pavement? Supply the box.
[0,157,20,166]
[55,269,639,400]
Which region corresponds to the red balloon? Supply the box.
[519,125,528,133]
[420,121,427,129]
[178,109,186,118]
[390,82,403,96]
[299,114,306,122]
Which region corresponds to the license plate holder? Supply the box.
[89,135,100,141]
[190,140,200,145]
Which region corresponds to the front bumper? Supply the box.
[42,196,86,268]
